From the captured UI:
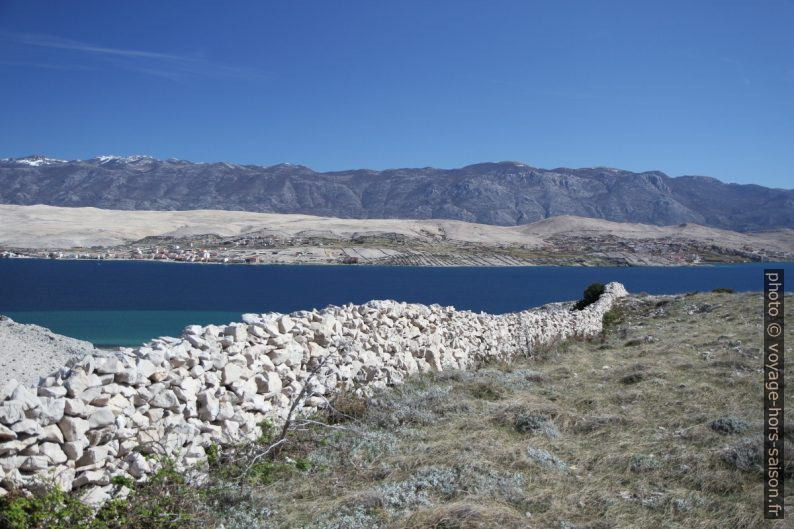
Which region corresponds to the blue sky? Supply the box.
[1,1,792,187]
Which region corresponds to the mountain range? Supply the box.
[1,155,792,232]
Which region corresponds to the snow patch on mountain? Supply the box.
[11,156,67,167]
[94,155,154,164]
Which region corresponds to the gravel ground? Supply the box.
[0,315,97,386]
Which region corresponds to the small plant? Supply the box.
[712,287,734,294]
[206,442,220,466]
[294,457,312,472]
[574,282,605,310]
[110,475,135,489]
[514,413,559,438]
[328,391,368,423]
[256,419,277,446]
[526,446,568,470]
[469,381,505,401]
[147,456,185,487]
[629,454,661,473]
[709,416,750,435]
[245,460,294,485]
[620,372,645,384]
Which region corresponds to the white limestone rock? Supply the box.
[58,416,90,442]
[11,419,41,437]
[222,363,243,385]
[0,425,16,442]
[0,380,19,402]
[40,442,68,465]
[278,315,295,334]
[127,452,151,478]
[254,372,282,395]
[135,359,157,380]
[88,407,116,429]
[96,357,124,375]
[0,402,24,426]
[0,437,37,456]
[80,484,113,509]
[216,401,235,422]
[150,390,180,411]
[63,441,87,461]
[40,424,64,443]
[0,455,25,471]
[38,385,67,398]
[21,455,50,472]
[64,398,90,418]
[225,324,248,342]
[65,371,102,398]
[197,391,220,422]
[38,397,66,424]
[76,445,109,468]
[10,385,40,412]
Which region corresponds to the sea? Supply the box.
[0,259,790,347]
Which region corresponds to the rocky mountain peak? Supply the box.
[0,156,791,231]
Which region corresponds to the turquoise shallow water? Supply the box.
[0,259,790,346]
[3,310,245,347]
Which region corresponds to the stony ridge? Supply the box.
[0,283,628,505]
[0,317,98,386]
[1,156,793,231]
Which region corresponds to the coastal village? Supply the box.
[1,230,790,267]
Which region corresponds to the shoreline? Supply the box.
[1,254,787,268]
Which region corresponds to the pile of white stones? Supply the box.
[0,282,627,505]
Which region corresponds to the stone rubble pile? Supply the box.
[0,283,627,505]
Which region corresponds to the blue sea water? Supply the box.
[0,259,790,346]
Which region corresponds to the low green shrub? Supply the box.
[206,443,220,467]
[601,306,624,330]
[294,457,312,472]
[0,487,94,529]
[574,282,605,310]
[0,458,207,529]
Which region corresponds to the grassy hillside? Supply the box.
[2,290,791,528]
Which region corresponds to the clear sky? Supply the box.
[1,1,792,187]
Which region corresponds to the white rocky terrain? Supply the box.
[0,204,792,252]
[0,283,627,506]
[0,317,98,386]
[1,205,792,265]
[0,204,534,249]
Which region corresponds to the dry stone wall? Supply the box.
[0,282,627,505]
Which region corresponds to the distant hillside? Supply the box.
[3,205,793,254]
[1,155,792,231]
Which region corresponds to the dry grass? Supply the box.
[236,291,792,529]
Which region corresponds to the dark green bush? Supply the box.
[574,282,605,310]
[712,287,734,294]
